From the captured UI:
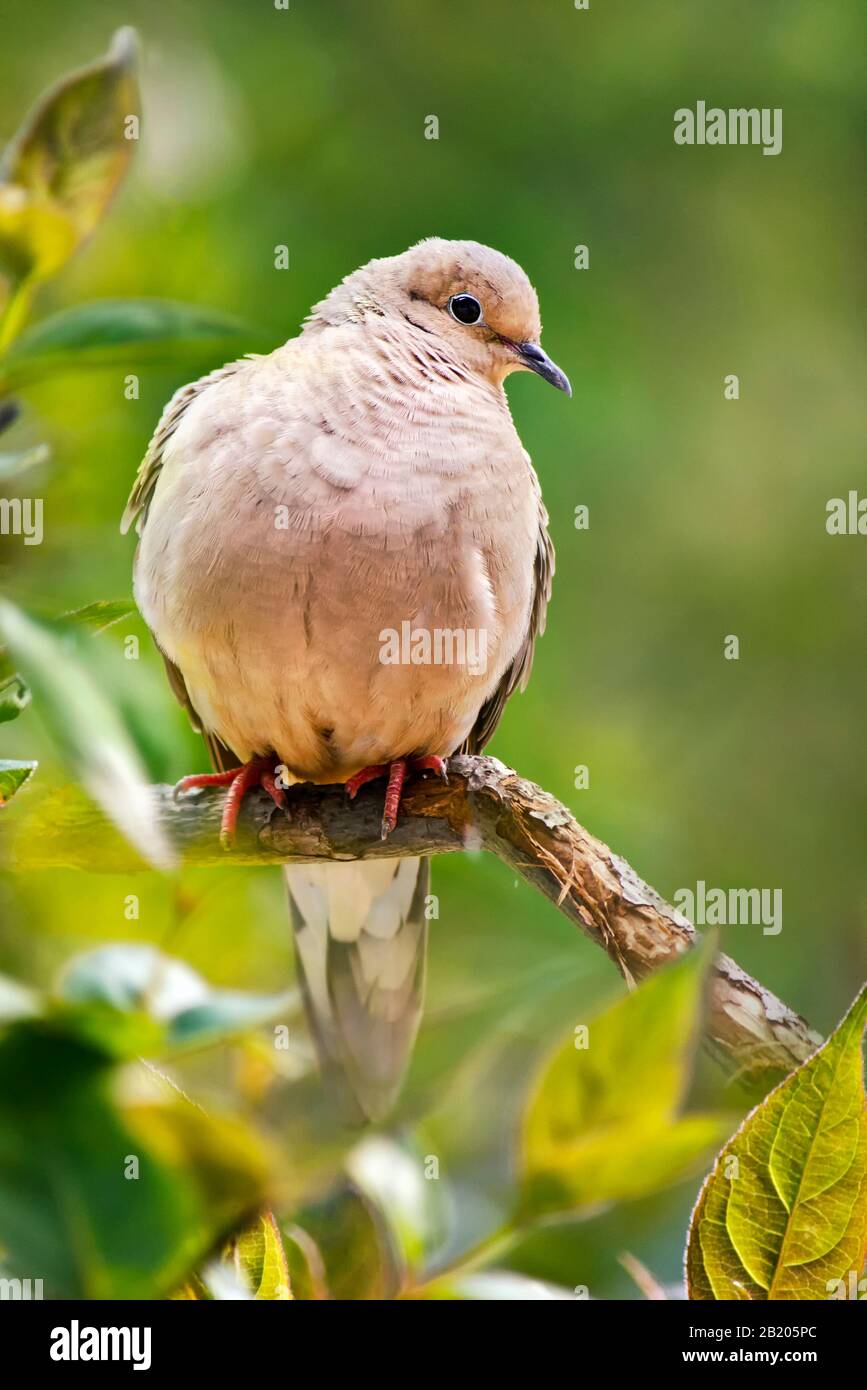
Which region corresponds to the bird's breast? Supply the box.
[136,353,540,778]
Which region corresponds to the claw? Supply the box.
[173,757,287,847]
[410,755,448,782]
[345,763,388,801]
[381,759,408,839]
[344,755,449,840]
[172,766,241,802]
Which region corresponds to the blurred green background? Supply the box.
[1,0,865,1296]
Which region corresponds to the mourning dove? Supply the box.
[122,238,570,1122]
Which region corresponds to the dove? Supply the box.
[122,238,570,1122]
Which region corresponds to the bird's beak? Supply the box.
[515,341,572,396]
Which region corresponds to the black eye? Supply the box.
[448,293,483,325]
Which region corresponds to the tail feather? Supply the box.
[286,857,429,1124]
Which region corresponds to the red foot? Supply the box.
[345,755,447,840]
[174,757,287,848]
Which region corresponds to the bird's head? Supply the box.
[306,237,571,397]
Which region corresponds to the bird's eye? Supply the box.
[448,293,483,326]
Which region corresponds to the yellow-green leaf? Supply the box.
[0,28,139,278]
[228,1211,292,1300]
[686,983,867,1300]
[0,758,37,806]
[519,939,726,1218]
[125,1101,272,1252]
[524,1114,732,1215]
[0,185,76,286]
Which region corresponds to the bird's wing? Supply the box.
[466,493,554,753]
[160,648,238,772]
[120,359,250,536]
[122,358,250,771]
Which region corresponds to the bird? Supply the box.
[122,238,570,1123]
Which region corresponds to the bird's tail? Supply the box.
[285,858,429,1124]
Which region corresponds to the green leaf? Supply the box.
[0,599,134,729]
[0,758,37,805]
[292,1182,401,1300]
[0,299,259,392]
[227,1210,292,1300]
[0,28,139,295]
[519,939,728,1218]
[282,1223,330,1300]
[0,674,30,723]
[346,1135,446,1274]
[56,943,294,1058]
[0,599,135,730]
[686,984,867,1301]
[59,598,136,634]
[0,601,174,869]
[0,1023,269,1298]
[168,988,296,1054]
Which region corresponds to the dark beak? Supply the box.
[517,341,572,396]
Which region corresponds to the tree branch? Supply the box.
[13,754,821,1084]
